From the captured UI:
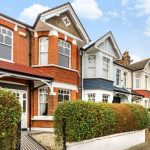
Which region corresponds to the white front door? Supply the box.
[12,90,28,129]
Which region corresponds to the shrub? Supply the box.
[54,101,149,142]
[0,88,22,150]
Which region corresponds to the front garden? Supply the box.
[0,88,22,150]
[31,101,150,150]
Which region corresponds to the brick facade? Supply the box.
[0,8,82,129]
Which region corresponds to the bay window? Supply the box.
[0,26,13,61]
[58,40,71,68]
[87,93,96,102]
[39,37,48,65]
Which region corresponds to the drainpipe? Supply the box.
[26,26,32,130]
[79,48,83,100]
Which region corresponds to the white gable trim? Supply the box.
[40,4,90,43]
[95,32,122,59]
[144,60,150,71]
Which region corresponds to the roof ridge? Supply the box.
[130,58,150,66]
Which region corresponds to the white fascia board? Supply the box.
[95,33,122,59]
[53,81,78,92]
[40,4,90,43]
[0,15,33,31]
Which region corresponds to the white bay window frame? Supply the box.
[39,37,48,65]
[0,26,13,62]
[58,39,71,68]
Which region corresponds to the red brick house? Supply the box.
[0,3,90,131]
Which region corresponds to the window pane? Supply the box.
[59,54,69,68]
[23,100,26,113]
[40,103,48,116]
[2,29,6,34]
[64,48,70,56]
[0,34,4,43]
[7,31,12,37]
[64,95,69,101]
[58,94,63,102]
[40,53,48,65]
[0,44,11,60]
[5,36,12,45]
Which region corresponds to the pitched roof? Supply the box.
[129,58,150,71]
[33,2,90,42]
[0,12,32,29]
[0,61,53,80]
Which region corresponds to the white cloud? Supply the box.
[107,10,119,18]
[130,54,142,63]
[121,0,129,6]
[135,0,150,16]
[71,0,103,20]
[19,4,49,25]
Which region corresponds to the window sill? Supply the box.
[31,116,54,121]
[32,64,79,73]
[0,58,14,63]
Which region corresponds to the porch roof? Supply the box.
[0,61,53,81]
[113,86,130,94]
[131,90,144,97]
[134,90,150,98]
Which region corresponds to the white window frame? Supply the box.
[102,94,110,103]
[145,75,148,89]
[103,57,110,79]
[39,37,48,65]
[124,72,127,87]
[58,39,71,68]
[58,89,70,102]
[0,26,13,62]
[88,55,96,77]
[62,16,71,27]
[135,75,141,89]
[116,69,121,86]
[38,86,48,116]
[87,93,96,102]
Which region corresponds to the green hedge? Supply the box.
[54,101,149,142]
[0,88,22,150]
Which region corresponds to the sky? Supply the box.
[0,0,149,62]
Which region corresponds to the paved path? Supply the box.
[126,142,150,150]
[21,132,45,150]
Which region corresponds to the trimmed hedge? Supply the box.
[54,101,150,142]
[0,88,22,150]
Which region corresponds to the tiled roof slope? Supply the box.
[0,61,52,80]
[129,58,150,71]
[134,90,150,98]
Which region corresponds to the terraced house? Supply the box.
[0,3,90,131]
[0,2,149,131]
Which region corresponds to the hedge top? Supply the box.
[54,101,150,142]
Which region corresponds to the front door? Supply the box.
[12,90,28,129]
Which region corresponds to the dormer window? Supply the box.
[0,26,13,62]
